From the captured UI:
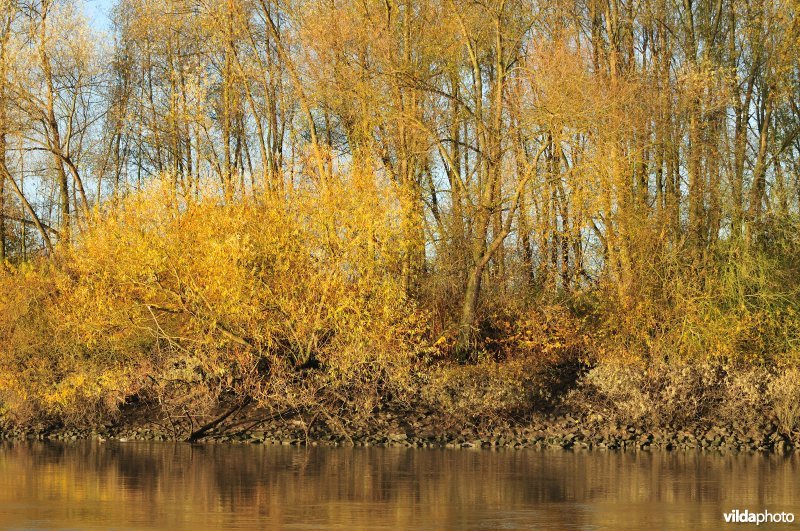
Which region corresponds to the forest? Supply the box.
[0,0,799,433]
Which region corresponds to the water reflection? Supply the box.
[0,441,798,529]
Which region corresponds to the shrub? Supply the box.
[420,358,550,421]
[482,305,592,365]
[0,175,425,425]
[591,217,800,366]
[768,368,800,434]
[576,358,799,430]
[577,359,726,427]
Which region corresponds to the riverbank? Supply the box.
[2,399,797,454]
[3,356,800,454]
[3,347,800,454]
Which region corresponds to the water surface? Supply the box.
[0,441,798,529]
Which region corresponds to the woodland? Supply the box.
[0,0,799,432]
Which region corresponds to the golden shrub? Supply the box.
[0,175,426,424]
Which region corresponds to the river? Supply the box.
[0,441,798,529]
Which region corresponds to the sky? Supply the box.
[82,0,114,32]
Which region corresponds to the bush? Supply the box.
[0,175,425,425]
[576,358,800,431]
[0,261,145,425]
[420,358,550,421]
[577,359,740,427]
[418,305,591,420]
[590,215,800,366]
[481,305,592,365]
[768,368,800,434]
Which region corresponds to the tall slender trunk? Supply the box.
[39,3,71,243]
[747,91,772,231]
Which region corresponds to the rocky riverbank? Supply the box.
[2,404,797,454]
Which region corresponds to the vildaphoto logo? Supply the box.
[724,509,795,525]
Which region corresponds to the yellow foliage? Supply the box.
[0,175,426,424]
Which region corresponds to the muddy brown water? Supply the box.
[0,441,798,529]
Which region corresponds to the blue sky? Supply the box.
[83,0,113,31]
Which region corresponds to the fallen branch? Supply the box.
[186,396,252,443]
[228,407,302,438]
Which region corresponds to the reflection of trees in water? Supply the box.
[0,442,799,529]
[114,446,163,493]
